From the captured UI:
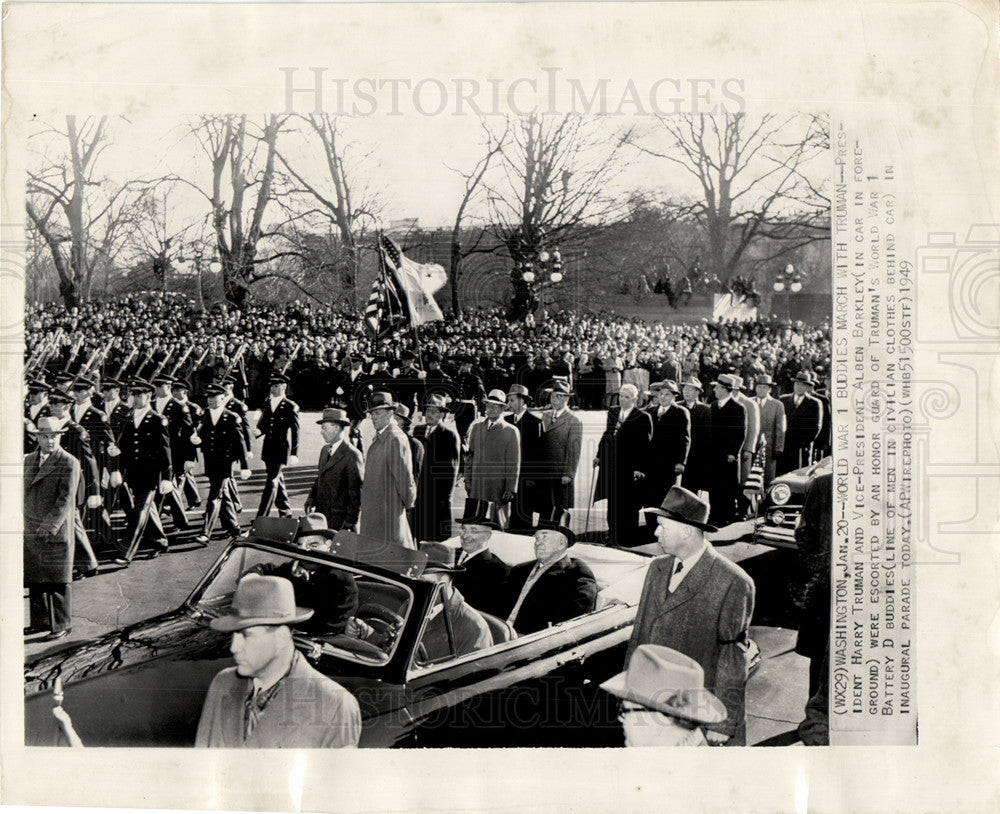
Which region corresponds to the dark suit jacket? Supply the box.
[24,447,81,584]
[595,407,654,502]
[793,471,832,659]
[710,397,747,463]
[505,410,545,481]
[780,393,822,465]
[501,556,598,635]
[164,399,202,468]
[307,441,363,531]
[680,399,713,492]
[411,423,461,542]
[626,547,755,742]
[451,548,512,619]
[648,402,691,504]
[256,561,359,636]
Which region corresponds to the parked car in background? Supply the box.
[25,520,654,748]
[753,456,833,549]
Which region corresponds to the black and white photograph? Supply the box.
[2,2,997,812]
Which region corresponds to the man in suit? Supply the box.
[411,394,461,543]
[110,378,175,561]
[731,376,761,518]
[594,383,654,546]
[394,404,425,483]
[646,380,691,508]
[538,380,583,518]
[500,516,598,635]
[196,576,361,748]
[24,418,82,641]
[465,389,520,528]
[627,486,755,745]
[754,374,786,488]
[304,408,363,533]
[359,392,416,548]
[256,373,299,517]
[678,376,712,497]
[813,371,832,461]
[778,371,823,475]
[505,384,544,532]
[445,500,510,619]
[708,374,748,527]
[192,383,251,543]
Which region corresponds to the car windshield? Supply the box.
[190,543,414,666]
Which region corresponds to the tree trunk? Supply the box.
[449,238,462,316]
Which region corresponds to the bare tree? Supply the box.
[634,113,830,283]
[486,114,633,318]
[183,115,292,308]
[446,119,509,315]
[128,184,199,293]
[26,116,147,308]
[276,115,384,300]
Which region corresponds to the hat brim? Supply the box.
[643,507,717,533]
[210,608,314,632]
[599,671,727,726]
[27,427,67,435]
[316,417,351,426]
[532,524,576,545]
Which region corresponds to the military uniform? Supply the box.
[195,406,248,538]
[164,398,204,508]
[256,395,299,516]
[223,392,253,512]
[119,408,174,553]
[71,400,117,548]
[453,368,485,443]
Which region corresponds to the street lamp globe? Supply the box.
[773,280,785,292]
[785,264,794,275]
[790,279,803,293]
[209,260,222,273]
[522,270,536,283]
[538,250,550,263]
[550,271,563,284]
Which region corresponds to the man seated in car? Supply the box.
[415,563,493,661]
[249,513,359,636]
[500,514,598,635]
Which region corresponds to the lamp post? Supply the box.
[773,263,802,321]
[180,249,223,313]
[518,246,564,322]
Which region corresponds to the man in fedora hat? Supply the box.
[393,403,425,483]
[255,372,299,518]
[499,514,597,635]
[754,373,786,488]
[464,389,520,528]
[778,370,822,476]
[646,380,691,515]
[248,515,360,637]
[195,575,361,748]
[708,373,748,526]
[601,644,728,747]
[411,393,461,542]
[359,391,417,548]
[191,383,251,544]
[305,408,363,533]
[678,375,712,497]
[538,379,583,518]
[627,486,755,745]
[504,383,544,532]
[23,417,82,640]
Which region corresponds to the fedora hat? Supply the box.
[394,403,412,421]
[754,374,775,387]
[424,393,452,413]
[484,389,507,405]
[366,391,395,411]
[506,384,532,402]
[600,644,727,726]
[709,373,742,391]
[644,485,717,532]
[792,370,814,385]
[28,416,67,435]
[548,379,571,395]
[317,407,351,426]
[679,375,703,391]
[210,575,314,632]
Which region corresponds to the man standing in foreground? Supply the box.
[196,575,361,748]
[359,392,416,548]
[626,486,755,745]
[305,408,363,533]
[23,418,81,641]
[538,380,583,519]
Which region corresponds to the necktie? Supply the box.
[244,686,264,740]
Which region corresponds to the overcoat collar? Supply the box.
[652,545,720,617]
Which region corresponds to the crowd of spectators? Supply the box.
[25,292,831,410]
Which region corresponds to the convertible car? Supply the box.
[753,455,833,548]
[25,519,654,748]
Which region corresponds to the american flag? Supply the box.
[378,233,446,326]
[363,255,406,339]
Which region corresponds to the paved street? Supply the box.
[24,409,809,745]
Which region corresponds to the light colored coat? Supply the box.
[24,446,81,584]
[465,417,520,503]
[756,394,787,485]
[734,391,761,486]
[359,422,416,548]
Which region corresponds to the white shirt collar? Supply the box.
[671,540,709,589]
[269,395,284,411]
[716,394,731,407]
[327,438,343,456]
[208,406,224,423]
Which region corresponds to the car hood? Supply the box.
[24,609,390,747]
